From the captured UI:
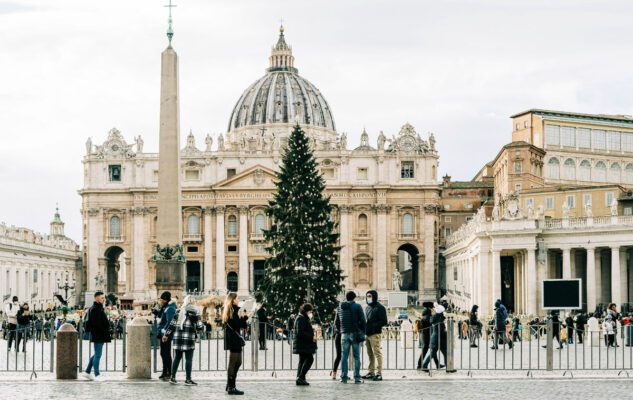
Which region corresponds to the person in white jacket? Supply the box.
[603,315,615,348]
[4,296,20,351]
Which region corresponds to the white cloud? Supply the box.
[1,0,632,241]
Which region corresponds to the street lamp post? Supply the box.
[55,275,75,320]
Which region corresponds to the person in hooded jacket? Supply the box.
[293,303,317,386]
[491,299,512,350]
[416,306,436,369]
[223,292,248,395]
[155,291,176,381]
[362,290,388,381]
[469,305,481,348]
[420,304,447,371]
[163,295,205,386]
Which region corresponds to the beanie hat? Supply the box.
[160,291,172,302]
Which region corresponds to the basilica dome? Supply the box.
[227,27,336,133]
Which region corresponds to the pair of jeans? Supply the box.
[340,333,361,381]
[171,349,194,380]
[159,337,172,376]
[297,353,314,380]
[7,323,17,350]
[258,324,267,349]
[421,340,446,369]
[86,342,104,376]
[366,334,382,375]
[227,351,242,389]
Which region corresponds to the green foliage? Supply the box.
[258,124,343,320]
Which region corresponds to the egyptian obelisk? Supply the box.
[153,1,185,295]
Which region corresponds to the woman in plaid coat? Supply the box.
[162,295,205,385]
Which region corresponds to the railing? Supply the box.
[249,233,265,241]
[105,235,124,243]
[183,234,202,242]
[0,323,54,377]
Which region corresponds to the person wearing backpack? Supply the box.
[155,291,177,381]
[334,291,366,384]
[4,296,20,351]
[81,291,111,381]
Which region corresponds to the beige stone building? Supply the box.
[443,109,633,316]
[80,28,440,302]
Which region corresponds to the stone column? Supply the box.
[127,317,151,379]
[478,251,490,314]
[595,249,602,306]
[562,247,571,279]
[570,249,577,279]
[56,323,78,379]
[87,208,101,291]
[619,248,628,307]
[491,250,501,306]
[527,247,537,315]
[132,208,146,292]
[215,206,226,291]
[611,246,621,305]
[586,247,596,312]
[238,206,249,295]
[339,205,350,288]
[374,204,389,291]
[422,204,437,300]
[203,207,213,291]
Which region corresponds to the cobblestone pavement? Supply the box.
[0,377,631,400]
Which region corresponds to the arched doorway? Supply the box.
[396,244,419,291]
[104,246,124,294]
[227,272,238,292]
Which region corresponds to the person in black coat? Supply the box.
[469,305,481,348]
[417,307,435,369]
[82,291,111,381]
[223,292,248,395]
[256,304,268,350]
[293,303,317,386]
[575,312,587,344]
[363,290,388,381]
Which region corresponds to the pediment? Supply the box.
[214,165,278,189]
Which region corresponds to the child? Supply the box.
[603,314,615,347]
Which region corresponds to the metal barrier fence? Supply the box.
[77,319,127,373]
[0,324,54,377]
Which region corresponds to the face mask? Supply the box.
[307,312,313,319]
[367,297,373,304]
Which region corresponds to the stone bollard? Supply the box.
[56,323,78,379]
[127,317,152,379]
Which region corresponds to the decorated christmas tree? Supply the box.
[259,124,343,320]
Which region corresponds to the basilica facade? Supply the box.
[80,28,440,302]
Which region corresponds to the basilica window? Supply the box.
[357,168,368,180]
[254,213,266,236]
[625,164,633,184]
[563,158,576,180]
[579,160,591,181]
[583,194,592,207]
[401,161,415,179]
[109,216,121,238]
[605,192,614,207]
[566,195,575,209]
[593,161,607,182]
[358,262,369,282]
[358,214,368,235]
[402,213,414,235]
[546,197,554,210]
[514,162,522,173]
[577,128,591,149]
[561,126,576,147]
[545,125,560,146]
[108,165,121,182]
[608,131,621,152]
[624,207,632,216]
[227,168,237,179]
[592,130,606,150]
[187,215,200,235]
[185,170,200,181]
[227,215,237,237]
[547,158,560,179]
[623,133,633,152]
[609,163,621,183]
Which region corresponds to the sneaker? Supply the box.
[470,344,478,348]
[184,380,197,386]
[361,373,375,379]
[372,374,383,381]
[159,375,170,382]
[296,379,309,386]
[340,377,349,384]
[81,372,94,381]
[169,377,178,385]
[93,375,105,382]
[330,370,337,380]
[354,379,363,384]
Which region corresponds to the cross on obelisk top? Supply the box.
[164,0,177,46]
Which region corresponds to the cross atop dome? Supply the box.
[269,25,296,72]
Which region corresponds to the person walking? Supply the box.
[293,303,317,386]
[82,291,111,381]
[491,299,512,350]
[334,291,366,384]
[575,312,586,344]
[163,295,204,386]
[256,303,268,350]
[155,291,176,381]
[565,313,575,344]
[416,306,435,369]
[421,304,447,371]
[16,303,31,352]
[469,305,481,348]
[362,290,387,381]
[287,314,296,344]
[4,296,20,351]
[223,292,248,395]
[330,318,342,380]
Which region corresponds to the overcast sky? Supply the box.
[1,0,633,242]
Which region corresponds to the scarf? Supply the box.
[177,295,199,330]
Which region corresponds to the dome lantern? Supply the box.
[268,24,296,73]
